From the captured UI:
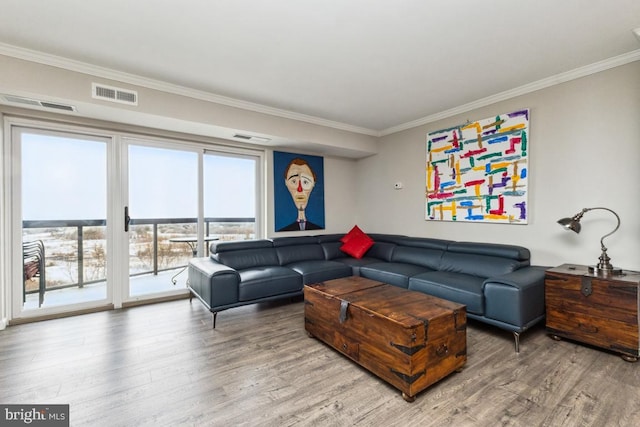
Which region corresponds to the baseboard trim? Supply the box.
[122,293,189,308]
[8,304,115,325]
[5,293,190,326]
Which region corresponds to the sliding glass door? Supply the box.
[13,126,111,316]
[203,151,259,241]
[124,146,262,300]
[6,118,264,321]
[126,140,199,298]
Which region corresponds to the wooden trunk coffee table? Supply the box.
[304,276,467,402]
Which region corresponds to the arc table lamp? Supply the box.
[557,207,623,276]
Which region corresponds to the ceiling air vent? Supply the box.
[0,94,76,112]
[92,83,138,106]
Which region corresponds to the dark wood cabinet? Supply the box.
[545,264,639,362]
[304,276,467,401]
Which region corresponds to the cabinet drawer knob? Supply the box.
[436,344,448,356]
[581,277,593,297]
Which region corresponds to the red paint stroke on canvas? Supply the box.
[489,195,505,215]
[505,137,521,155]
[460,148,487,159]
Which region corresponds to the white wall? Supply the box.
[356,61,640,269]
[0,54,366,239]
[0,54,379,159]
[0,56,364,325]
[1,53,639,269]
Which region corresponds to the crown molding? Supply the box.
[0,43,380,137]
[380,49,640,136]
[2,43,639,140]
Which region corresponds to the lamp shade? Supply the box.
[557,216,581,233]
[556,207,622,276]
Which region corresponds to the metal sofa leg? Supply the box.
[213,311,218,329]
[513,331,520,353]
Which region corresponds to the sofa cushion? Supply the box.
[316,234,347,259]
[211,239,273,253]
[397,237,451,251]
[367,234,408,244]
[286,260,353,284]
[360,262,433,288]
[390,245,444,270]
[409,271,485,315]
[273,237,325,265]
[319,241,348,260]
[333,256,380,276]
[237,266,302,301]
[316,234,347,244]
[439,252,526,278]
[447,241,530,261]
[365,241,396,262]
[212,247,280,271]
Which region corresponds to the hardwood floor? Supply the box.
[1,298,638,426]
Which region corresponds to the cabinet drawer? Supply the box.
[547,308,639,355]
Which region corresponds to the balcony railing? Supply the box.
[22,217,255,296]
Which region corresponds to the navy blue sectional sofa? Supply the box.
[188,233,546,352]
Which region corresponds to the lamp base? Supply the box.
[589,248,623,276]
[588,265,623,276]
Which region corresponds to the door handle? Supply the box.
[124,206,131,232]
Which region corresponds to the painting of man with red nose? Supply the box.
[274,151,325,232]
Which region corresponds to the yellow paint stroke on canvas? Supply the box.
[472,183,482,197]
[499,123,525,133]
[511,162,519,191]
[491,161,511,170]
[441,201,457,218]
[485,214,508,220]
[462,122,483,148]
[483,118,505,129]
[431,144,453,153]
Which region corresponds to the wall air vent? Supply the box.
[92,83,138,106]
[39,102,76,111]
[0,94,76,112]
[232,134,271,143]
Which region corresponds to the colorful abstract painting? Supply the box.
[426,109,529,224]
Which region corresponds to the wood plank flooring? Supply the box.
[1,298,638,426]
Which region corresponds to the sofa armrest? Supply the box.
[481,266,548,330]
[483,266,548,290]
[188,257,241,311]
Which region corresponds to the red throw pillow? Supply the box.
[341,225,367,244]
[340,226,374,259]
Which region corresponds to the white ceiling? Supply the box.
[0,0,639,135]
